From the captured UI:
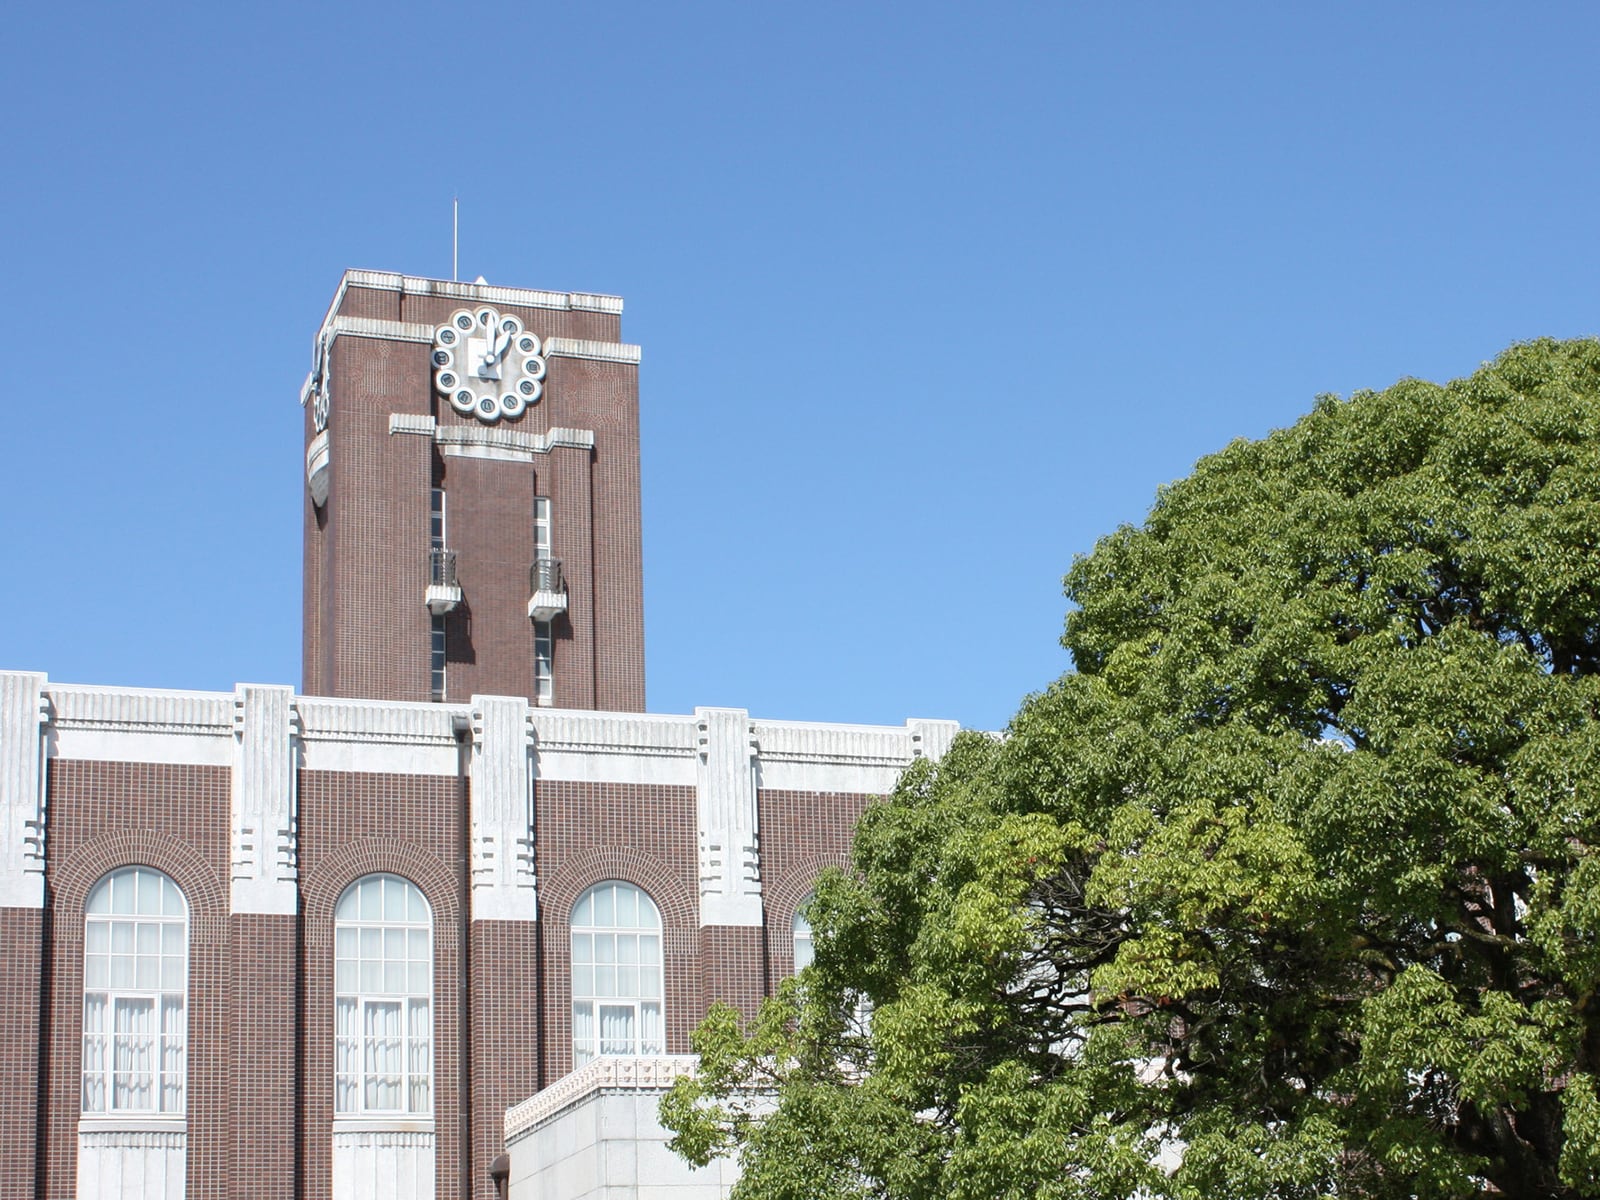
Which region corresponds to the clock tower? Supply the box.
[300,269,646,710]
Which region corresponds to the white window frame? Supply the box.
[570,881,664,1066]
[534,621,553,707]
[81,867,188,1117]
[430,488,447,701]
[533,495,552,560]
[333,874,434,1119]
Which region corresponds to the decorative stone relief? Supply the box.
[694,708,762,927]
[469,697,538,922]
[230,685,299,916]
[0,671,48,909]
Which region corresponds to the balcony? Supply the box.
[425,549,463,616]
[528,558,567,621]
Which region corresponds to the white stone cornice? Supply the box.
[388,413,437,436]
[310,314,638,363]
[46,684,234,766]
[296,697,463,776]
[389,414,597,464]
[542,336,643,364]
[332,269,623,318]
[504,1056,699,1140]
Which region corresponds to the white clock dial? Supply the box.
[433,307,544,423]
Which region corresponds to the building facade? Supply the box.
[0,272,955,1200]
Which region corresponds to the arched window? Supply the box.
[570,881,664,1065]
[792,898,815,972]
[82,867,188,1115]
[334,874,432,1116]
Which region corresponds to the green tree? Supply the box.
[662,339,1600,1199]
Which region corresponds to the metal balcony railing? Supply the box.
[529,557,564,595]
[429,548,458,588]
[528,558,567,621]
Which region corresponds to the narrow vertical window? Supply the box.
[82,867,188,1115]
[533,495,554,706]
[533,622,553,706]
[430,488,447,701]
[334,875,433,1116]
[792,901,815,972]
[533,496,552,561]
[570,882,664,1066]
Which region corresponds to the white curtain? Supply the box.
[640,1001,664,1055]
[113,996,154,1110]
[599,1004,635,1056]
[81,994,107,1113]
[407,998,431,1112]
[572,1002,595,1066]
[160,996,185,1112]
[335,998,359,1113]
[364,1000,402,1111]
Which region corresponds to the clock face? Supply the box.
[432,307,546,423]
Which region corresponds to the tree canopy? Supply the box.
[661,339,1600,1199]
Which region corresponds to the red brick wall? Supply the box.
[303,281,645,711]
[534,781,698,1082]
[468,921,539,1200]
[323,333,434,703]
[228,913,297,1198]
[757,790,877,978]
[0,906,42,1200]
[40,761,231,1200]
[297,769,466,1200]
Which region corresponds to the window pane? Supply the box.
[162,922,183,955]
[137,870,161,915]
[407,886,427,923]
[596,935,616,966]
[593,885,613,926]
[162,876,184,916]
[641,1002,663,1054]
[111,922,134,954]
[86,955,107,989]
[359,879,382,920]
[408,928,428,962]
[360,928,381,958]
[113,996,155,1111]
[572,932,592,966]
[615,885,636,927]
[572,1002,594,1066]
[384,877,406,921]
[111,874,133,914]
[599,1005,634,1055]
[86,922,108,952]
[137,922,158,955]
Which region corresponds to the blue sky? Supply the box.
[3,2,1597,731]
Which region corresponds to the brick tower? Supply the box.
[300,270,645,710]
